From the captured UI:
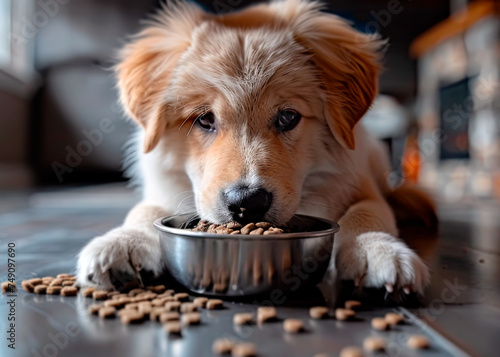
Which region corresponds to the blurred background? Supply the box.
[1,0,500,203]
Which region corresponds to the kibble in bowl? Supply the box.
[155,213,339,297]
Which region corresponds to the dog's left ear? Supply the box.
[277,0,384,150]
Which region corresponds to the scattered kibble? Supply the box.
[283,318,304,333]
[339,346,363,357]
[98,306,116,318]
[407,335,429,349]
[61,286,78,296]
[120,310,144,324]
[46,286,62,295]
[193,297,208,308]
[206,299,224,310]
[309,306,329,319]
[344,300,362,310]
[335,308,355,321]
[371,317,389,331]
[212,338,235,355]
[181,312,201,326]
[34,284,48,294]
[1,281,16,294]
[82,287,95,297]
[385,312,404,326]
[257,306,277,323]
[164,321,182,335]
[160,311,180,323]
[233,313,253,325]
[92,290,109,300]
[363,336,386,351]
[232,342,257,357]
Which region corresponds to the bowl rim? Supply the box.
[153,213,340,241]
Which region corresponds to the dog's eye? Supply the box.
[196,112,216,132]
[275,109,302,132]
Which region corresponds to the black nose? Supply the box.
[223,185,273,223]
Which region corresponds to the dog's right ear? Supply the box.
[116,2,206,153]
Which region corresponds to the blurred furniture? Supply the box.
[31,0,159,185]
[411,1,500,201]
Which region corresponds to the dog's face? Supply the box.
[116,0,382,225]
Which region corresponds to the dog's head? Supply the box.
[116,0,383,225]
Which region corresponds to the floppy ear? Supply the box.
[274,0,384,150]
[115,2,206,153]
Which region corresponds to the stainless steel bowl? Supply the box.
[154,213,340,297]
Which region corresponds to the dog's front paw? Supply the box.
[336,232,430,295]
[76,226,163,290]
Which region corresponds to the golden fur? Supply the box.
[78,0,435,295]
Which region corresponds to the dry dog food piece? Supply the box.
[98,306,116,318]
[257,306,276,323]
[249,228,264,235]
[147,284,166,293]
[385,312,404,325]
[81,287,95,297]
[165,301,182,311]
[363,336,386,351]
[104,299,124,308]
[174,292,189,301]
[125,303,139,310]
[164,321,182,335]
[118,297,133,305]
[407,335,429,349]
[128,288,145,297]
[233,313,253,325]
[149,307,166,321]
[62,280,74,287]
[92,290,109,300]
[283,318,304,333]
[57,273,72,279]
[335,308,355,321]
[46,286,62,295]
[232,342,257,357]
[120,310,144,324]
[193,297,208,308]
[29,278,43,286]
[42,277,54,284]
[371,317,389,331]
[180,302,198,313]
[138,303,153,315]
[212,338,235,355]
[206,299,224,310]
[21,280,34,292]
[160,311,180,323]
[309,306,329,319]
[339,346,363,357]
[344,300,362,310]
[34,284,48,294]
[181,312,201,326]
[1,281,15,293]
[88,304,103,315]
[49,278,64,286]
[61,286,78,296]
[256,222,272,229]
[241,223,256,235]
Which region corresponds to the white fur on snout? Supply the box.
[76,226,164,289]
[335,232,430,294]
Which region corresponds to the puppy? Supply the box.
[77,0,435,295]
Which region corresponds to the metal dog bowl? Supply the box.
[154,213,339,297]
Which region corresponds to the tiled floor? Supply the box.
[0,183,498,357]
